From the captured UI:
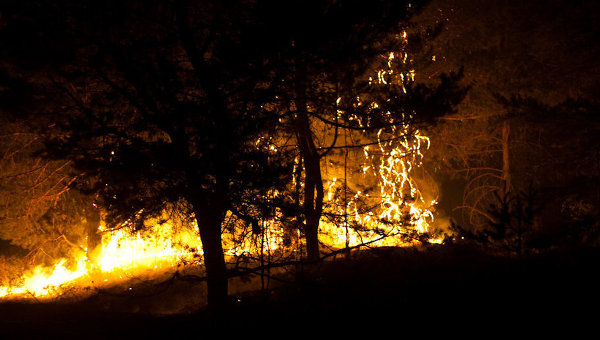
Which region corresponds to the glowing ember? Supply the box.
[319,32,441,249]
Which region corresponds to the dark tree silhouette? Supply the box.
[1,0,294,308]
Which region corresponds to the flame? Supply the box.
[0,258,88,298]
[0,221,203,299]
[0,214,297,300]
[95,222,202,273]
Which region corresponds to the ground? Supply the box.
[1,244,599,337]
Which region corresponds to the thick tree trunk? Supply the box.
[176,2,230,308]
[193,203,229,310]
[294,61,323,262]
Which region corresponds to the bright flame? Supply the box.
[0,258,88,298]
[95,222,202,273]
[0,221,203,299]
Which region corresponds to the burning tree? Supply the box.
[249,0,466,258]
[237,0,428,260]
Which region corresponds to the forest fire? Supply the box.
[0,186,437,301]
[0,173,440,302]
[0,104,441,301]
[1,0,598,335]
[0,25,444,301]
[0,130,439,300]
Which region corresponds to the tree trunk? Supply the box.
[294,60,323,262]
[180,132,229,310]
[176,2,230,307]
[193,203,229,310]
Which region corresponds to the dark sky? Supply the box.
[413,0,600,103]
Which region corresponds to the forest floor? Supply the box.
[1,243,599,338]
